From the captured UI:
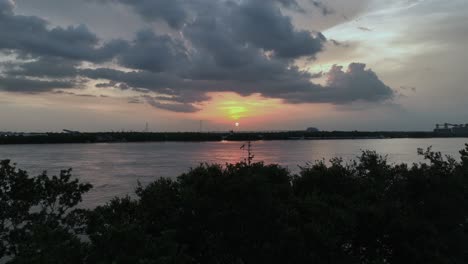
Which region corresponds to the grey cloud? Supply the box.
[52,90,104,98]
[144,96,199,113]
[329,39,340,46]
[127,97,143,104]
[275,0,305,12]
[324,63,394,103]
[117,83,132,90]
[270,63,395,105]
[91,0,305,29]
[4,57,78,78]
[310,71,323,78]
[400,86,417,92]
[0,0,394,110]
[0,0,14,16]
[95,81,132,90]
[91,0,324,59]
[79,68,181,93]
[75,93,96,97]
[177,0,325,85]
[79,65,307,99]
[358,26,372,31]
[0,76,74,92]
[227,1,324,59]
[311,1,334,16]
[0,1,125,62]
[117,30,188,73]
[95,81,116,88]
[80,62,393,106]
[93,0,187,28]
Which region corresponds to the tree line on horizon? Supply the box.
[1,145,468,263]
[0,130,446,145]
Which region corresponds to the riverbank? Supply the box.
[0,131,464,145]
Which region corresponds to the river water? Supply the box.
[0,138,466,207]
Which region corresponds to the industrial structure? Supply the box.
[434,123,468,136]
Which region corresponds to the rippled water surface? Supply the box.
[0,138,466,207]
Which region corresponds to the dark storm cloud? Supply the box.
[0,1,126,62]
[0,0,13,15]
[92,0,306,29]
[79,68,181,92]
[80,63,392,106]
[0,0,395,110]
[79,65,306,98]
[92,0,187,28]
[116,30,188,73]
[0,76,74,92]
[4,57,78,78]
[226,1,324,59]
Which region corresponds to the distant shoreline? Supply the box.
[0,131,466,145]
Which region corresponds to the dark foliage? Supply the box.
[0,160,92,263]
[1,145,468,263]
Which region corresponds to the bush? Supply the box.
[1,145,468,263]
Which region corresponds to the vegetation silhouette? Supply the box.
[0,131,457,145]
[1,144,468,263]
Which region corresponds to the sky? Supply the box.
[0,0,467,132]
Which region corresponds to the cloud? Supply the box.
[321,63,394,103]
[144,96,200,113]
[80,62,393,106]
[311,1,334,16]
[276,0,304,12]
[275,63,394,104]
[116,30,188,73]
[329,39,350,47]
[0,0,14,16]
[0,1,125,62]
[4,57,78,78]
[79,68,180,93]
[127,97,143,104]
[93,0,187,28]
[91,0,307,29]
[0,76,74,93]
[357,26,372,31]
[0,0,395,111]
[225,1,325,59]
[400,86,417,92]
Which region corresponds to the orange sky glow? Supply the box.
[195,92,330,131]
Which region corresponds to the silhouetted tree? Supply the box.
[2,145,468,263]
[0,160,91,263]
